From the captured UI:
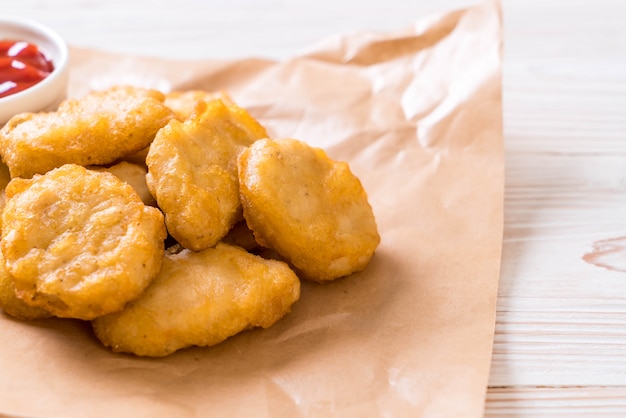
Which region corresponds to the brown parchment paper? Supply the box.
[0,1,503,417]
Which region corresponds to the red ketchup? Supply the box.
[0,40,54,98]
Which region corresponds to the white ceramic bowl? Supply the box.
[0,17,69,126]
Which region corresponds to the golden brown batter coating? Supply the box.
[0,160,10,231]
[92,243,300,357]
[0,248,51,321]
[164,89,234,121]
[1,164,167,320]
[238,138,380,282]
[0,86,174,178]
[146,99,268,251]
[92,161,156,207]
[221,221,260,252]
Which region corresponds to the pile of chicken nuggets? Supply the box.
[0,86,380,357]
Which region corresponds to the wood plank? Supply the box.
[486,387,626,417]
[490,150,626,387]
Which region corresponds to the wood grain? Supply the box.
[490,0,626,412]
[486,387,626,417]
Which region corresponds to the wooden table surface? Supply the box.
[5,0,626,416]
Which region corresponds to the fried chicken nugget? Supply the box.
[221,221,260,252]
[0,160,10,231]
[0,247,51,321]
[146,99,268,251]
[0,86,174,178]
[238,138,380,282]
[165,90,234,121]
[92,161,156,207]
[1,164,167,320]
[92,243,300,357]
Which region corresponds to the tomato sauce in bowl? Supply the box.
[0,39,54,98]
[0,17,69,125]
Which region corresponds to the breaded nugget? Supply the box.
[221,221,260,252]
[0,248,51,321]
[165,89,234,121]
[92,161,156,206]
[0,160,10,231]
[1,164,167,320]
[0,86,174,178]
[238,138,380,282]
[92,243,300,357]
[123,146,150,167]
[146,99,268,251]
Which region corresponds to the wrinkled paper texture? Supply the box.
[0,1,502,417]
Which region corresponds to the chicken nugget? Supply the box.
[92,161,156,206]
[0,247,51,321]
[0,86,174,178]
[165,89,234,121]
[221,221,260,252]
[123,146,150,167]
[146,99,268,251]
[0,160,10,231]
[1,164,167,320]
[92,243,300,357]
[238,138,380,282]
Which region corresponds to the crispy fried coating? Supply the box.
[92,161,156,207]
[123,146,150,167]
[1,164,167,320]
[0,86,174,178]
[165,90,234,121]
[92,243,301,357]
[221,221,260,252]
[0,248,51,321]
[146,99,268,251]
[0,160,10,231]
[238,138,380,282]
